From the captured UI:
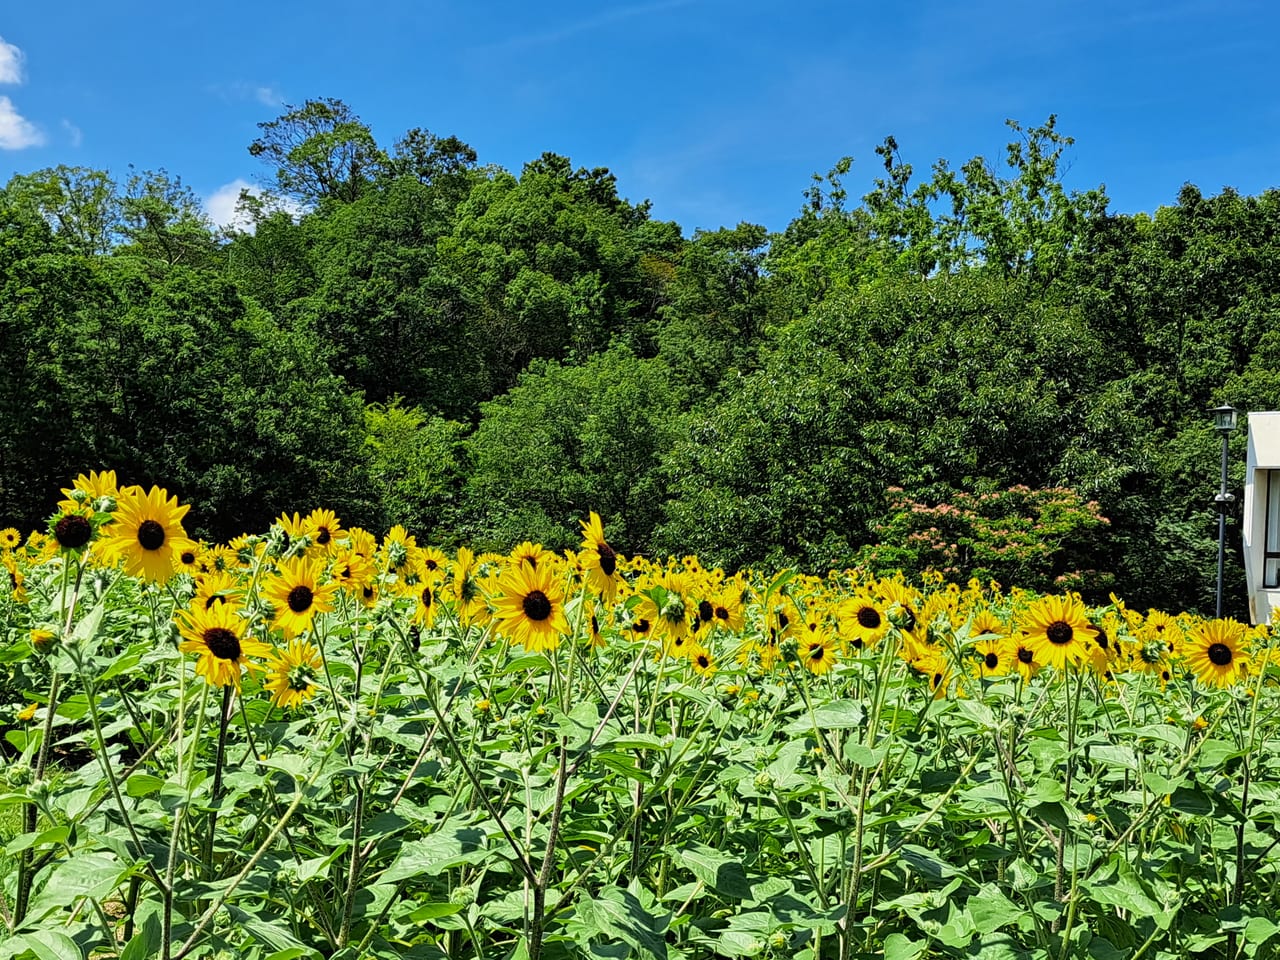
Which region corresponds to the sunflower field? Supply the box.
[1,473,1279,960]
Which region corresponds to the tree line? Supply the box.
[2,100,1271,616]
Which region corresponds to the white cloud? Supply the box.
[254,85,285,107]
[0,35,24,85]
[61,118,82,147]
[208,81,286,108]
[0,95,43,149]
[204,178,307,233]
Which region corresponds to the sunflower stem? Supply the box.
[336,779,365,948]
[14,670,60,924]
[202,684,235,878]
[528,740,569,960]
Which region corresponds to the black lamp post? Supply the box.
[1212,404,1239,618]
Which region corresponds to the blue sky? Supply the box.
[2,0,1277,235]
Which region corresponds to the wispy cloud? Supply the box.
[61,119,83,147]
[0,35,24,85]
[209,81,286,108]
[0,95,43,149]
[251,84,285,107]
[479,0,696,52]
[204,178,306,233]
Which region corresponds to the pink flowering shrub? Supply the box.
[857,485,1113,595]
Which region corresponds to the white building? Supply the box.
[1243,410,1280,624]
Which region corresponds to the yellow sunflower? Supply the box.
[380,525,418,576]
[274,511,310,556]
[510,540,554,571]
[264,638,323,709]
[1018,594,1092,672]
[582,597,606,647]
[3,554,28,603]
[973,637,1015,678]
[704,581,747,634]
[450,547,489,627]
[58,470,119,513]
[580,511,622,602]
[304,508,343,557]
[1183,618,1250,688]
[262,557,337,638]
[412,581,440,629]
[840,591,890,650]
[1011,635,1043,681]
[99,485,195,582]
[177,603,270,690]
[801,633,839,675]
[193,569,243,611]
[175,541,203,574]
[50,506,96,553]
[491,560,569,653]
[330,547,376,597]
[690,645,716,679]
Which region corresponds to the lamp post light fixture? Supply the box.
[1212,404,1240,617]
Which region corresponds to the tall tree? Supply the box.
[249,98,386,205]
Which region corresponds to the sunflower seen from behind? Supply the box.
[263,557,337,638]
[58,469,120,513]
[264,638,323,709]
[100,485,195,582]
[491,559,569,654]
[177,602,270,690]
[1183,618,1250,688]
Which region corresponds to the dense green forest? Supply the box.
[1,100,1271,616]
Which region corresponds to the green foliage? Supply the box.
[657,274,1110,575]
[4,109,1280,617]
[858,485,1113,595]
[463,346,683,553]
[248,97,386,204]
[656,223,769,396]
[364,399,469,540]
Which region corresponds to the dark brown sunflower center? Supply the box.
[203,627,241,660]
[287,585,314,613]
[1046,621,1074,645]
[698,600,714,622]
[522,589,552,622]
[137,519,166,551]
[857,606,881,629]
[984,652,1000,669]
[1018,647,1034,664]
[1207,642,1233,666]
[598,543,617,576]
[54,515,92,549]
